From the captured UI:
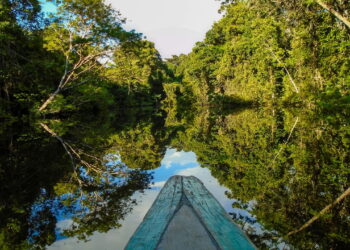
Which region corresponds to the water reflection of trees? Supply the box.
[0,112,154,248]
[167,107,350,249]
[1,106,349,248]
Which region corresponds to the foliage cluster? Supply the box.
[164,106,350,249]
[0,109,156,248]
[0,0,168,118]
[1,0,350,249]
[1,103,349,248]
[164,0,350,107]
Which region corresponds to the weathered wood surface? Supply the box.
[125,175,256,250]
[157,202,219,250]
[125,176,183,250]
[182,176,255,250]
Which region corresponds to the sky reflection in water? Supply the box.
[50,148,254,249]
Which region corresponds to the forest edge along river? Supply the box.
[1,0,350,249]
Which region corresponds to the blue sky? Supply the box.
[40,0,56,13]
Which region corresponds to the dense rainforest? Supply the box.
[0,0,168,119]
[1,0,349,117]
[1,0,350,249]
[165,0,350,110]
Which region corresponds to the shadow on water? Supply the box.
[0,105,350,249]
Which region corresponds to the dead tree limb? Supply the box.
[287,186,350,236]
[316,0,350,29]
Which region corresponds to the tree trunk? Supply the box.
[287,186,350,236]
[316,0,350,29]
[38,88,61,112]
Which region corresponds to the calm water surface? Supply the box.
[51,149,245,249]
[1,107,349,249]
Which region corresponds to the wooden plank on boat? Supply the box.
[125,175,256,250]
[182,176,255,250]
[125,175,183,250]
[157,196,220,250]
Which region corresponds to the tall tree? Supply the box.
[38,0,140,112]
[0,0,42,115]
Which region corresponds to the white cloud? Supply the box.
[106,0,222,58]
[49,190,159,250]
[56,219,73,234]
[50,166,259,249]
[50,166,231,249]
[151,180,166,188]
[160,149,197,169]
[51,150,261,249]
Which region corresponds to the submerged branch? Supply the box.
[40,122,75,168]
[40,123,122,179]
[287,186,350,236]
[270,117,299,166]
[316,0,350,29]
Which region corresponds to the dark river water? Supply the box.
[1,106,349,249]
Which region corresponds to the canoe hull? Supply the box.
[125,175,256,250]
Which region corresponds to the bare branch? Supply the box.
[316,0,350,29]
[267,46,300,93]
[40,123,76,169]
[62,79,90,91]
[270,117,299,166]
[287,186,350,236]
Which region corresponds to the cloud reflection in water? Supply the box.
[50,148,247,249]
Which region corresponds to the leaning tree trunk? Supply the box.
[38,88,61,112]
[316,0,350,29]
[287,186,350,236]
